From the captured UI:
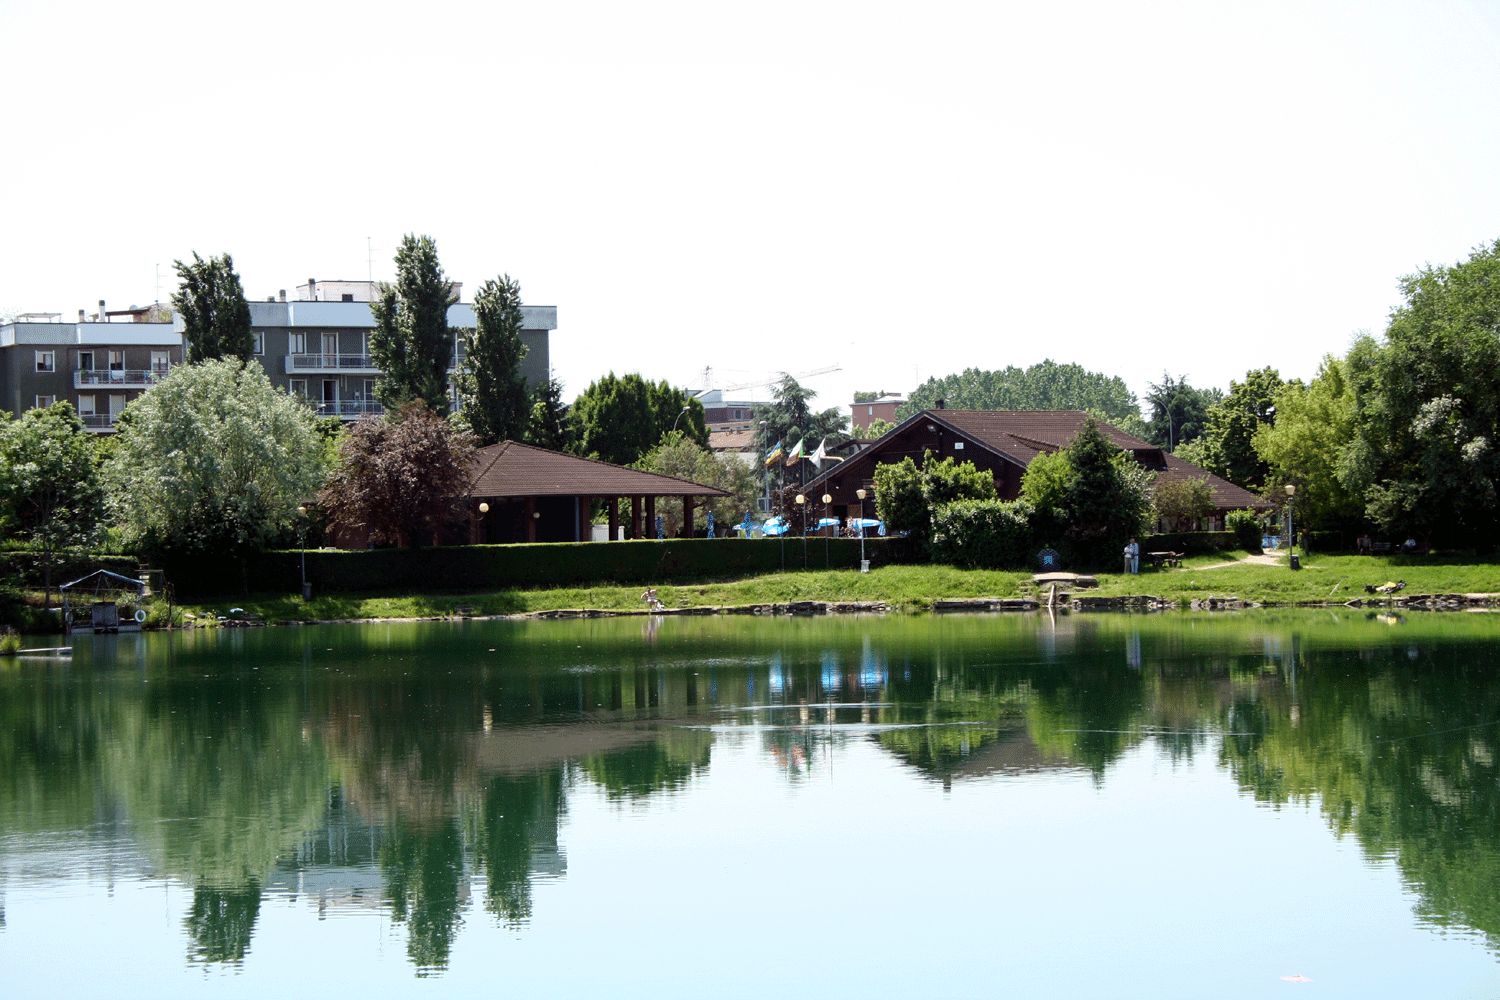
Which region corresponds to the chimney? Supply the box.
[78,309,86,322]
[99,299,107,323]
[308,278,317,301]
[279,289,287,302]
[936,398,945,410]
[267,295,275,302]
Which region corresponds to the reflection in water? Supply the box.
[3,612,1500,981]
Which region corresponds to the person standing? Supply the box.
[1124,538,1140,575]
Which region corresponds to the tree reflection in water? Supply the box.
[6,614,1500,973]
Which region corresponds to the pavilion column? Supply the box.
[576,495,589,542]
[646,496,657,538]
[683,495,695,539]
[632,496,644,539]
[608,498,619,542]
[525,497,537,543]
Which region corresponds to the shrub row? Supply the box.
[166,536,920,598]
[1140,531,1239,555]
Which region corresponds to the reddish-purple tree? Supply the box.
[319,400,477,547]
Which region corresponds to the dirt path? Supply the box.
[1191,553,1286,571]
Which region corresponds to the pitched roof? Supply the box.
[806,409,1271,511]
[468,441,730,498]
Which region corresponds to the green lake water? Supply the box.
[2,609,1499,998]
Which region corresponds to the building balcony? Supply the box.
[285,353,380,374]
[79,413,117,433]
[309,399,385,420]
[74,368,166,388]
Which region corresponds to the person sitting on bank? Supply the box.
[1402,536,1418,553]
[641,586,665,612]
[1358,533,1372,555]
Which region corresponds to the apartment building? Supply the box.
[0,305,182,432]
[2,278,558,428]
[242,279,557,419]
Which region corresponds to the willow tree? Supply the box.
[370,235,458,414]
[104,358,326,563]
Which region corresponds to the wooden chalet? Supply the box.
[467,441,731,543]
[798,409,1271,529]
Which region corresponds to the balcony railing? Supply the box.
[307,399,385,420]
[285,353,379,373]
[74,368,166,389]
[79,413,118,432]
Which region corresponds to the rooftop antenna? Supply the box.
[367,237,375,283]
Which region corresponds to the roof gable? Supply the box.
[468,441,730,498]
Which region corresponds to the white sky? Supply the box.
[5,0,1500,418]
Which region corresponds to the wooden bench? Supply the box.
[1371,541,1392,554]
[1146,551,1184,568]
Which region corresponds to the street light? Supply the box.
[671,404,691,435]
[296,505,310,600]
[821,493,832,569]
[759,419,769,513]
[856,488,868,572]
[1285,483,1299,570]
[478,502,489,545]
[795,494,807,569]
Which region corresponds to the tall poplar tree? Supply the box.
[455,274,529,445]
[172,252,253,364]
[369,235,457,414]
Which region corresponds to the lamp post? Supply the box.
[821,493,832,568]
[795,494,807,569]
[671,404,691,435]
[759,419,769,513]
[1285,483,1299,570]
[296,505,310,600]
[478,502,489,544]
[856,488,868,572]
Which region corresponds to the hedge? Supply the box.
[1140,531,1238,555]
[164,536,922,598]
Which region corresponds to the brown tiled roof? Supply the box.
[468,441,730,498]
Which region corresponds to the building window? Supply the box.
[78,394,95,416]
[252,333,264,355]
[290,379,307,399]
[77,350,94,371]
[151,351,170,373]
[108,350,124,371]
[288,333,306,354]
[35,351,55,372]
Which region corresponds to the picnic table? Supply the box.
[1146,551,1184,568]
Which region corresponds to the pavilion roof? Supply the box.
[468,440,730,499]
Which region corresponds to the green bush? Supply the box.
[1225,509,1264,553]
[1140,531,1238,555]
[930,499,1036,569]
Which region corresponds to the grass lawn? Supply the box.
[155,549,1500,626]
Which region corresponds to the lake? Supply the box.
[2,609,1499,998]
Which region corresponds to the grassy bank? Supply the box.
[158,549,1500,626]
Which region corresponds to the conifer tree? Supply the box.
[370,235,457,414]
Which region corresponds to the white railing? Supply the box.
[285,353,379,372]
[74,369,165,388]
[308,399,384,419]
